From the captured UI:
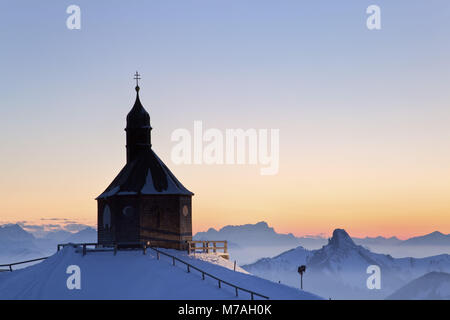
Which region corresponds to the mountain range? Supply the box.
[3,222,450,299]
[194,222,450,264]
[242,229,450,299]
[0,224,96,264]
[194,222,317,264]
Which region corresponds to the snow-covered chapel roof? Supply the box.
[96,148,193,199]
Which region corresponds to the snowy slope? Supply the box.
[0,246,321,300]
[243,229,450,299]
[386,272,450,300]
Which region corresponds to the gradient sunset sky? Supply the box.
[0,1,449,239]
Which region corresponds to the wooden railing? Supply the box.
[146,245,268,300]
[187,240,228,257]
[2,242,269,300]
[57,242,100,255]
[58,241,269,300]
[0,257,49,272]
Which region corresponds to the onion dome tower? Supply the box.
[96,72,193,250]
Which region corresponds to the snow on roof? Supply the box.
[97,148,193,199]
[0,246,321,300]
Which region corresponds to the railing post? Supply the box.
[251,292,254,300]
[82,244,86,256]
[9,265,12,272]
[187,265,190,273]
[235,287,238,297]
[202,272,205,280]
[157,252,160,260]
[218,280,221,288]
[114,244,117,256]
[224,241,228,253]
[143,244,147,255]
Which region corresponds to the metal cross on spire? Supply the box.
[134,71,141,87]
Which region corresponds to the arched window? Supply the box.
[103,205,111,230]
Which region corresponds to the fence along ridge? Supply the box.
[3,242,270,300]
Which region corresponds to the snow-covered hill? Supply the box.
[243,229,450,299]
[386,272,450,300]
[0,246,321,300]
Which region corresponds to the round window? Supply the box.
[122,206,134,217]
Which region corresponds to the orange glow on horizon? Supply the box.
[1,142,449,240]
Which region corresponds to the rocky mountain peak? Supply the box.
[328,229,356,248]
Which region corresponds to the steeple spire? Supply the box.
[125,72,152,163]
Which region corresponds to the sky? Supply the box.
[0,1,449,239]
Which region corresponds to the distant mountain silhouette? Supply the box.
[353,236,402,247]
[0,224,97,264]
[64,227,96,243]
[352,231,450,258]
[194,222,450,264]
[194,221,301,247]
[0,224,35,242]
[0,224,42,263]
[194,222,325,264]
[400,231,450,246]
[196,222,450,249]
[41,230,73,242]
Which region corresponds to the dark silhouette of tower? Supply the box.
[96,72,193,250]
[126,72,152,163]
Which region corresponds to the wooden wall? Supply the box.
[98,194,192,250]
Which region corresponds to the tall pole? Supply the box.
[298,265,306,290]
[301,273,303,290]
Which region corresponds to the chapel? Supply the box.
[96,73,193,250]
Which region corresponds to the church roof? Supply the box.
[96,147,193,199]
